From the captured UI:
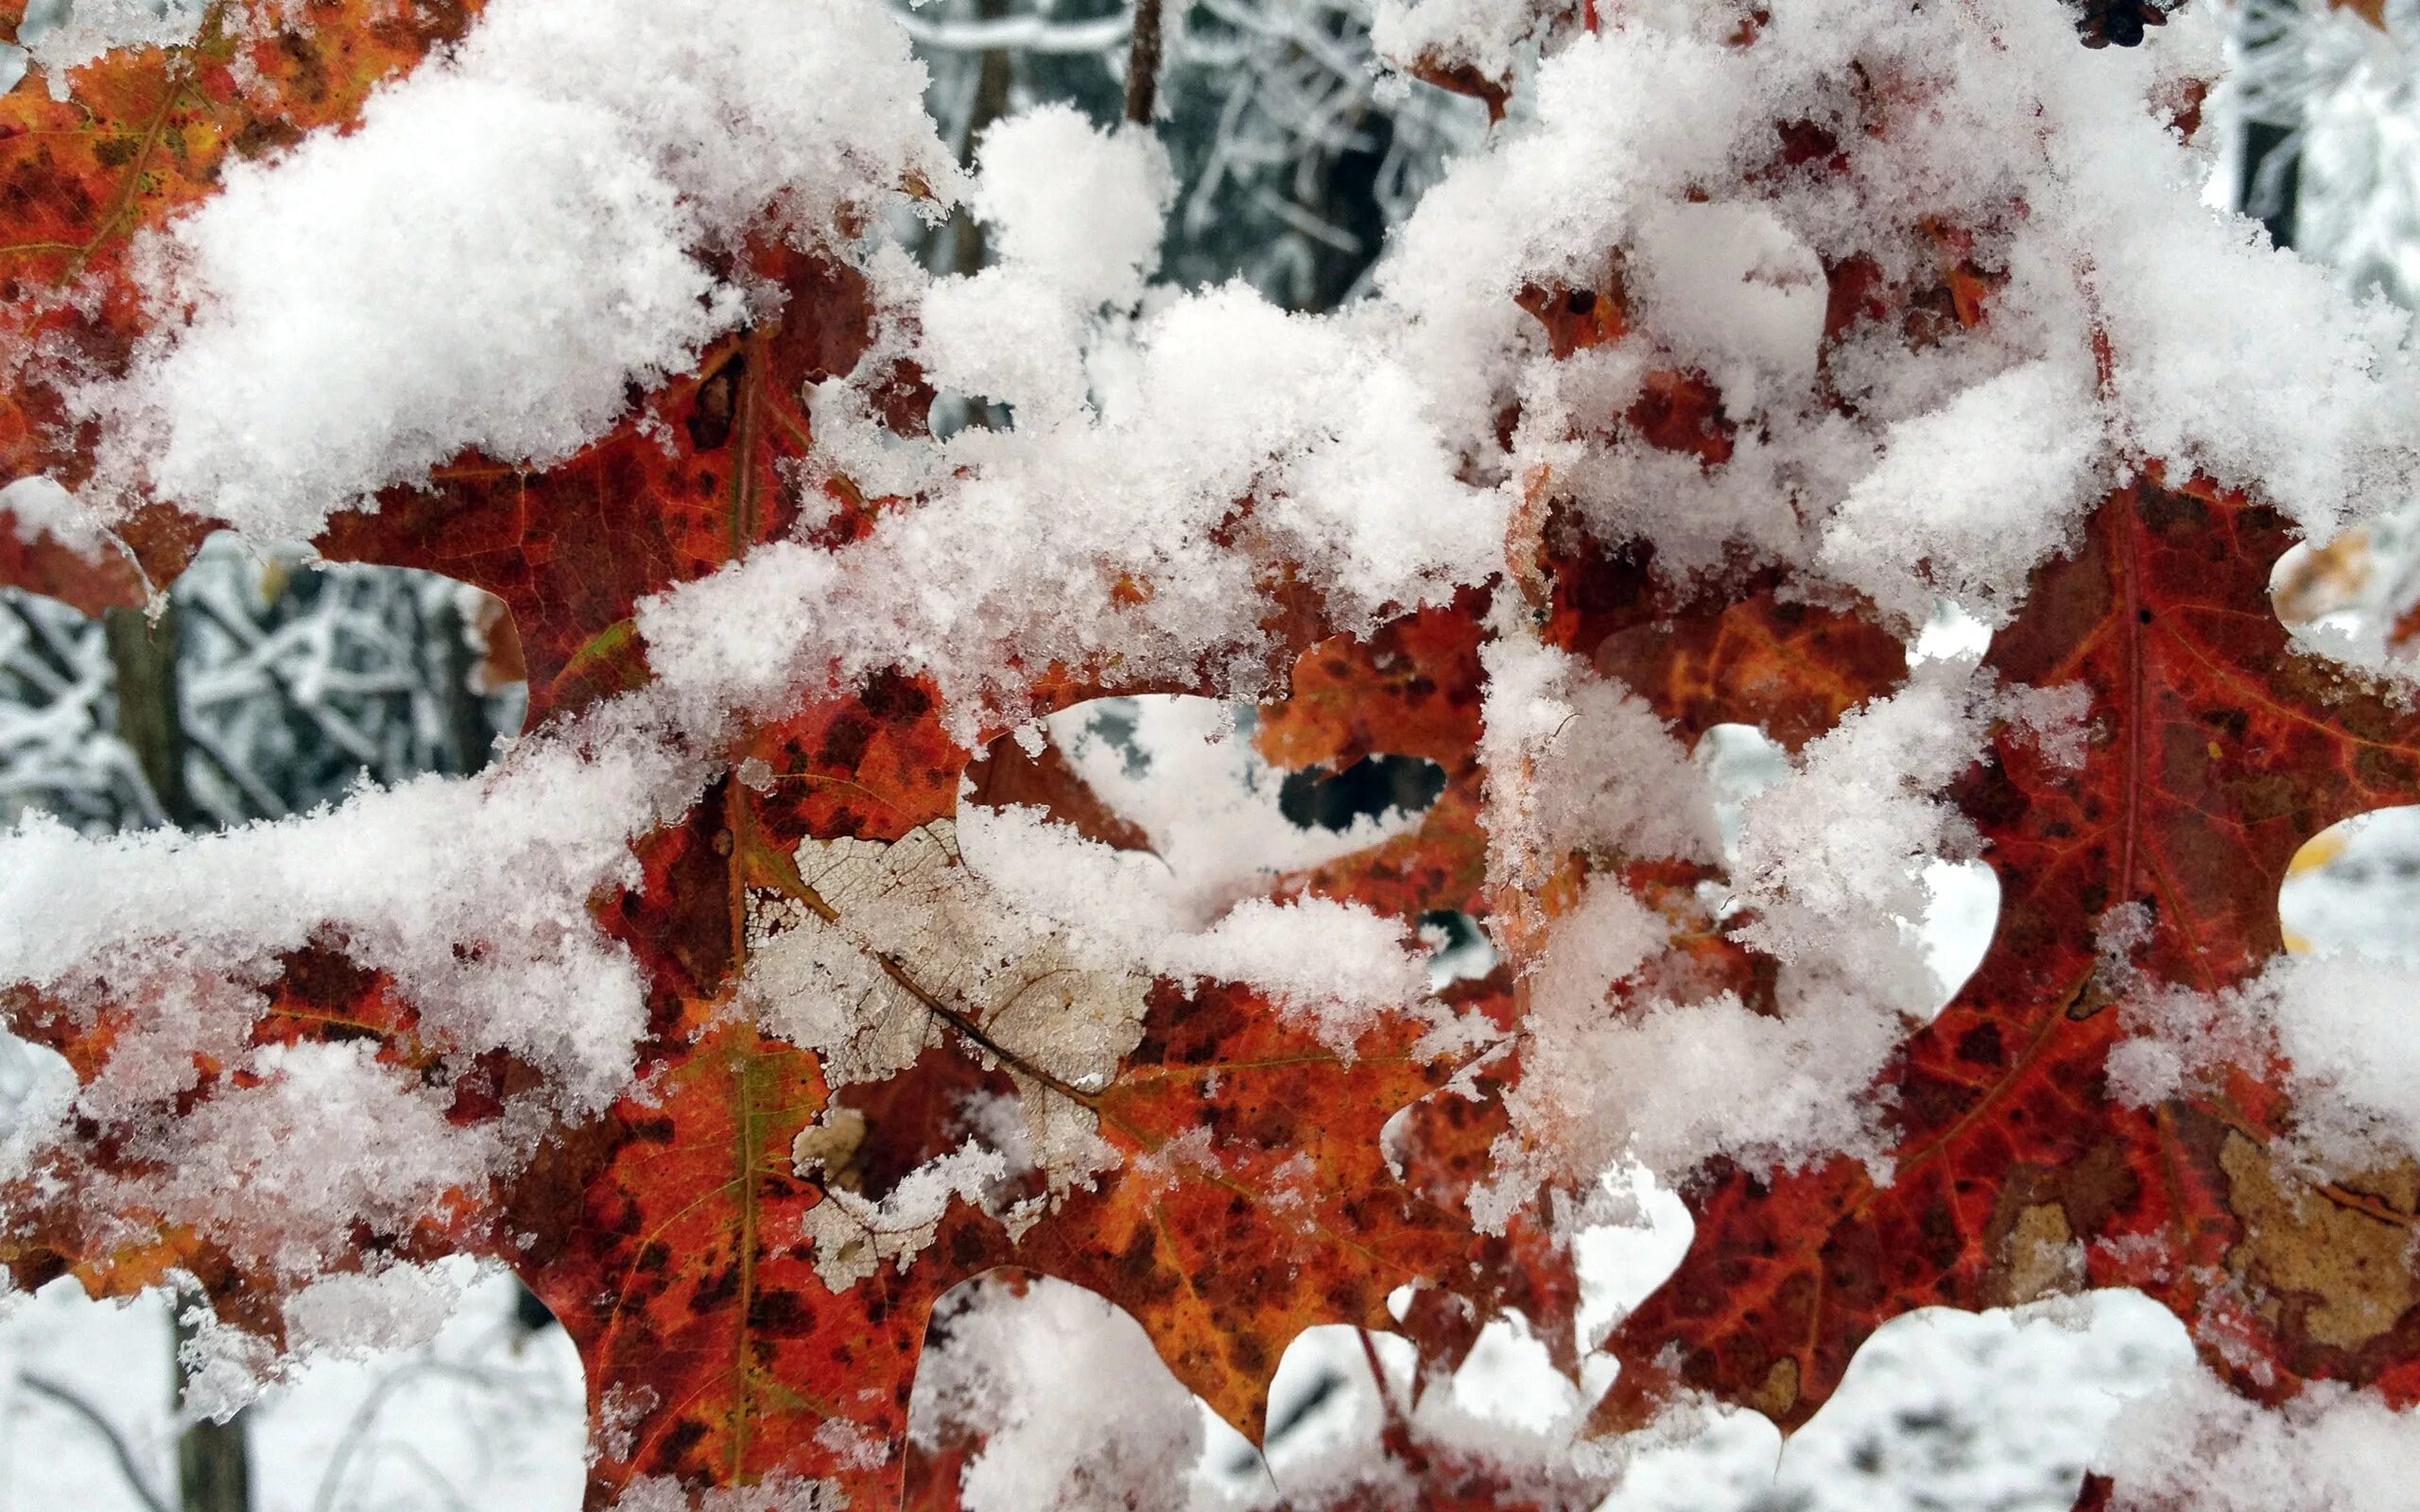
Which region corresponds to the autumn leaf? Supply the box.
[316,244,910,729]
[1539,525,1910,753]
[1255,593,1494,925]
[1599,472,2420,1435]
[0,1,479,599]
[509,729,1514,1505]
[17,0,2414,1504]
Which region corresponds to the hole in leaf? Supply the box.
[1258,1317,1601,1493]
[1910,599,1994,663]
[1261,1324,1420,1486]
[2,533,525,834]
[1702,721,1794,856]
[1573,1163,1696,1356]
[1276,753,1447,832]
[2280,806,2420,962]
[1919,858,2001,1016]
[0,1260,583,1510]
[960,695,1441,933]
[1420,909,1498,988]
[817,1043,1041,1212]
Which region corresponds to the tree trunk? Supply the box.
[102,603,200,828]
[172,1306,252,1512]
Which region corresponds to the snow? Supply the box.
[1478,629,1723,899]
[1480,953,1909,1227]
[609,1475,844,1512]
[17,0,205,100]
[1765,1291,2196,1512]
[1377,0,2418,586]
[966,107,1173,307]
[82,0,954,540]
[0,722,687,1116]
[0,476,103,555]
[645,280,1504,741]
[1367,0,1548,91]
[1820,362,2106,628]
[143,1042,506,1279]
[798,1137,1006,1290]
[111,71,738,539]
[1468,638,2009,1217]
[280,1265,464,1360]
[2107,837,2420,1177]
[957,801,1430,1052]
[888,1263,2204,1512]
[2246,951,2420,1166]
[1626,201,1827,419]
[959,694,1462,1044]
[921,268,1094,419]
[2093,1365,2420,1512]
[1730,665,1989,1021]
[908,1275,1224,1512]
[916,108,1169,419]
[1045,696,1438,910]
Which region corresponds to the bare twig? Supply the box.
[310,1359,512,1512]
[890,7,1132,53]
[19,1372,173,1512]
[1125,0,1165,124]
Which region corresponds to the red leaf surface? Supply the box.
[1600,473,2420,1434]
[317,245,904,728]
[520,759,1514,1503]
[1256,593,1494,925]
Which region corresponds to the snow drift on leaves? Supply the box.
[2092,1366,2420,1512]
[87,0,953,538]
[1379,0,2415,593]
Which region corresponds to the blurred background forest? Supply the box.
[8,0,2420,1507]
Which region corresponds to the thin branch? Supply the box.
[1125,0,1166,124]
[310,1359,513,1512]
[19,1373,173,1512]
[890,7,1133,54]
[386,1440,478,1512]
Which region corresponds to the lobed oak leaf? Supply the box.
[1599,472,2420,1444]
[510,745,1519,1505]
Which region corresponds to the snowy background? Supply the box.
[8,0,2420,1506]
